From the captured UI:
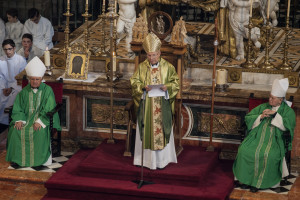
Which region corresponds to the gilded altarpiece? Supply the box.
[85,97,130,132]
[184,104,248,142]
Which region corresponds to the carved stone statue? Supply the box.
[116,0,137,53]
[224,0,262,60]
[132,14,148,43]
[156,15,165,34]
[170,17,187,46]
[260,0,279,26]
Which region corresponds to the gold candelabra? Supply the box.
[97,0,107,56]
[59,1,73,54]
[278,15,292,71]
[259,20,274,70]
[241,17,257,69]
[82,3,92,51]
[106,0,118,144]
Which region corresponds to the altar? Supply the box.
[26,16,300,157]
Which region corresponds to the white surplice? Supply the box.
[23,16,54,51]
[0,18,5,56]
[0,53,27,125]
[5,20,24,51]
[17,45,44,63]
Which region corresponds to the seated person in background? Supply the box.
[0,18,5,56]
[5,8,24,51]
[233,78,296,192]
[17,33,44,63]
[130,33,180,170]
[0,39,27,126]
[23,8,54,51]
[6,56,61,167]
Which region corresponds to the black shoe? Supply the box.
[10,162,21,169]
[250,187,259,193]
[240,184,250,189]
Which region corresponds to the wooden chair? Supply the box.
[6,75,63,157]
[240,93,294,183]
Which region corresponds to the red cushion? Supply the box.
[248,98,268,112]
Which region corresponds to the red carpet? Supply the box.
[43,141,234,200]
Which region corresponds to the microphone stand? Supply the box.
[133,88,154,189]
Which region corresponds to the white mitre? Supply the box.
[25,56,46,77]
[271,78,289,98]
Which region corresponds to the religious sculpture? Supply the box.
[132,14,148,42]
[223,0,262,60]
[116,0,137,53]
[171,17,187,46]
[260,0,279,26]
[156,15,165,34]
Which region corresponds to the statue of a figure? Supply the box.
[224,0,261,60]
[156,15,165,34]
[170,17,187,46]
[132,14,148,42]
[260,0,279,26]
[116,0,137,53]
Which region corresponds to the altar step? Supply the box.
[43,141,234,200]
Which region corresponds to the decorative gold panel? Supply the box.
[284,72,299,87]
[227,68,242,83]
[91,104,128,125]
[53,54,66,69]
[197,112,241,135]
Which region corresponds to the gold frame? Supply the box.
[65,43,91,80]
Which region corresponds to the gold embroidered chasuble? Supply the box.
[130,58,180,150]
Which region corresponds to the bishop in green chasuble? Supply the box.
[6,57,61,167]
[233,78,296,190]
[130,33,180,169]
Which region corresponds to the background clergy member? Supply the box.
[130,33,180,170]
[233,78,296,192]
[5,8,24,51]
[23,8,54,51]
[17,33,44,63]
[0,18,5,56]
[0,39,27,125]
[6,56,61,167]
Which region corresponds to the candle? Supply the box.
[267,0,270,19]
[44,47,51,67]
[287,0,291,19]
[112,51,116,72]
[250,0,253,17]
[67,0,70,4]
[216,69,227,85]
[86,0,88,5]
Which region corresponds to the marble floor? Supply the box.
[1,132,300,200]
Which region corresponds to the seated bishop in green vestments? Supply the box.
[233,78,296,192]
[6,56,61,167]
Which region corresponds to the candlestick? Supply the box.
[216,69,227,85]
[287,0,291,19]
[112,51,116,72]
[267,0,270,19]
[44,47,50,66]
[250,0,253,17]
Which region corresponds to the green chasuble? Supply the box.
[130,58,179,150]
[233,102,295,189]
[6,82,61,167]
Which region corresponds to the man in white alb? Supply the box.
[23,8,54,52]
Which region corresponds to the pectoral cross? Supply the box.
[152,77,158,83]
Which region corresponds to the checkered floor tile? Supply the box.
[234,173,298,194]
[8,151,74,173]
